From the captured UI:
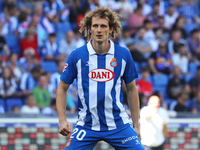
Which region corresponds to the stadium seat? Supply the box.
[152,74,169,98]
[163,98,176,108]
[0,98,5,110]
[169,100,178,111]
[152,74,169,87]
[184,74,194,83]
[6,98,23,111]
[41,61,57,73]
[3,35,20,56]
[189,62,200,76]
[134,62,141,73]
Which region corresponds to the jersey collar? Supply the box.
[87,40,114,55]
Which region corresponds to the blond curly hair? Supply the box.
[79,7,122,41]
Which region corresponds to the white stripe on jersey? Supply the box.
[89,55,100,131]
[115,59,130,124]
[105,54,117,130]
[76,60,87,126]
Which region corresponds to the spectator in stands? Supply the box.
[42,98,57,115]
[127,4,145,36]
[0,104,5,114]
[8,53,22,82]
[18,65,42,96]
[140,95,169,150]
[173,92,189,112]
[0,66,17,97]
[43,0,64,23]
[114,0,133,27]
[180,0,199,25]
[69,0,89,30]
[2,0,15,12]
[128,42,146,63]
[143,19,155,41]
[16,11,30,38]
[149,42,172,75]
[168,30,189,55]
[150,28,163,51]
[153,0,165,16]
[49,60,64,98]
[0,53,7,77]
[191,90,200,114]
[189,66,200,98]
[39,33,60,61]
[134,27,153,58]
[0,34,10,57]
[172,44,189,74]
[21,93,40,114]
[188,29,200,61]
[59,30,76,60]
[20,28,40,60]
[33,4,54,34]
[157,16,170,42]
[171,16,188,39]
[32,73,51,109]
[167,66,186,99]
[132,0,152,16]
[1,4,18,36]
[12,105,20,113]
[164,5,178,29]
[120,27,134,46]
[74,29,85,48]
[18,48,38,73]
[136,67,153,97]
[147,2,160,27]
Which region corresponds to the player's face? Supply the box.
[90,16,113,44]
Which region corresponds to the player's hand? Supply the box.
[134,126,141,140]
[59,120,71,136]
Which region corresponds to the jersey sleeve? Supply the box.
[123,50,138,84]
[60,51,77,84]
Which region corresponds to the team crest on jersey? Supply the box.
[88,68,115,82]
[110,58,117,67]
[63,63,68,72]
[66,139,71,147]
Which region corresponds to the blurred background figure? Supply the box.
[167,66,186,100]
[149,42,172,75]
[59,30,76,60]
[0,66,17,98]
[42,98,57,115]
[32,73,51,109]
[140,95,169,150]
[136,67,153,97]
[191,90,200,114]
[170,92,189,112]
[21,93,40,114]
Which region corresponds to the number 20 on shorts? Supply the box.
[70,128,86,141]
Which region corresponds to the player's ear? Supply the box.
[109,28,113,34]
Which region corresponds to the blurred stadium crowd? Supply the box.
[0,0,200,115]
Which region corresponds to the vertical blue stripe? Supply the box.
[81,54,92,128]
[111,47,124,127]
[97,54,107,131]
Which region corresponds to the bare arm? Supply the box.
[163,123,168,139]
[3,45,10,56]
[126,80,141,139]
[148,58,159,74]
[56,80,71,136]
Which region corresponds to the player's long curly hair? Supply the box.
[79,7,122,41]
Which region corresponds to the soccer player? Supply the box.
[56,7,144,150]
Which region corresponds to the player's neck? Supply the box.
[91,40,110,55]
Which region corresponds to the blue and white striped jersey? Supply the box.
[60,40,138,131]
